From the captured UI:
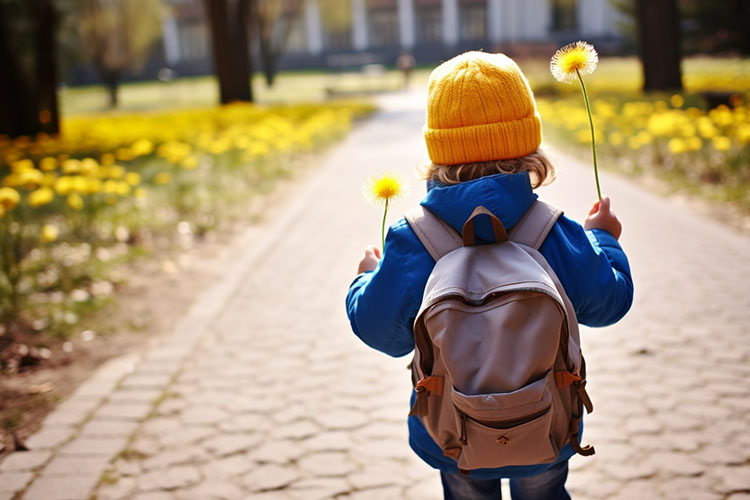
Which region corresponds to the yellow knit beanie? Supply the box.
[424,51,542,165]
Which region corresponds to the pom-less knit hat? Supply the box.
[424,51,542,165]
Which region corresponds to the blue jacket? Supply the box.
[346,172,633,478]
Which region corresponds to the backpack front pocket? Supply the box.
[450,370,561,469]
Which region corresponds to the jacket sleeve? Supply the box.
[541,216,634,327]
[345,221,422,357]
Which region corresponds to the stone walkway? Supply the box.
[1,90,749,500]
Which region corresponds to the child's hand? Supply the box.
[584,197,622,240]
[357,245,381,274]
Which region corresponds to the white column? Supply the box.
[501,0,517,43]
[162,11,180,65]
[515,0,548,40]
[578,0,605,36]
[305,0,323,55]
[487,0,502,44]
[442,0,459,46]
[398,0,416,49]
[351,0,369,50]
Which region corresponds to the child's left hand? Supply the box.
[357,245,381,274]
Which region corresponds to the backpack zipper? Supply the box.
[458,404,551,439]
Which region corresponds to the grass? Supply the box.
[60,69,406,116]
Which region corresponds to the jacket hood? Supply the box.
[421,172,537,244]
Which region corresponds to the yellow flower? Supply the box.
[67,193,84,211]
[125,172,142,186]
[40,157,58,171]
[712,136,731,151]
[29,187,54,207]
[550,41,599,84]
[362,171,409,208]
[41,224,59,242]
[0,187,20,211]
[154,172,171,185]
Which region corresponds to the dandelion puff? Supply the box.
[550,41,599,84]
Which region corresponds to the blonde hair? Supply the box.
[419,149,556,189]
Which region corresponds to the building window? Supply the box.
[368,7,399,47]
[416,5,441,43]
[460,3,486,41]
[551,0,578,32]
[178,23,209,61]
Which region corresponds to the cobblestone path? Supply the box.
[1,91,749,500]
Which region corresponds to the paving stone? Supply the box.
[131,492,178,500]
[645,451,705,476]
[180,407,229,426]
[200,454,255,479]
[141,446,206,470]
[158,427,214,448]
[120,372,173,389]
[287,477,352,500]
[0,450,52,472]
[23,426,74,450]
[137,465,202,491]
[242,464,299,492]
[297,451,358,477]
[44,455,112,475]
[601,460,658,482]
[79,418,140,437]
[202,433,263,456]
[313,409,369,431]
[174,479,245,500]
[708,465,750,494]
[59,435,129,457]
[109,388,164,403]
[246,440,304,464]
[273,420,320,440]
[23,471,101,500]
[338,485,404,499]
[657,477,723,500]
[0,471,33,492]
[95,401,154,421]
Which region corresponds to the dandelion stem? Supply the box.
[381,199,388,252]
[576,68,602,200]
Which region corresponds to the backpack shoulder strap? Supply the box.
[509,200,563,250]
[404,205,462,261]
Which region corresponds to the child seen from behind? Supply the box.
[346,51,633,500]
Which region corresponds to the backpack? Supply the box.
[404,200,595,474]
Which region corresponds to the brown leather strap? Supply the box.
[554,371,582,388]
[443,448,461,460]
[462,206,509,246]
[408,389,429,418]
[509,200,563,250]
[416,376,444,396]
[405,205,463,261]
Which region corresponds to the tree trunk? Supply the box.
[34,0,60,135]
[259,37,277,87]
[0,1,39,137]
[205,0,253,103]
[636,0,683,91]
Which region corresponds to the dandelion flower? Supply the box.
[362,171,409,251]
[550,41,602,199]
[550,41,598,84]
[29,187,54,207]
[0,187,20,211]
[363,172,408,207]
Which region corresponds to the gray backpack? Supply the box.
[404,201,595,474]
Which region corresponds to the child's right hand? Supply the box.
[584,197,622,240]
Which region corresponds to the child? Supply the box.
[346,51,633,500]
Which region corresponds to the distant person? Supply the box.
[397,51,416,89]
[346,51,633,499]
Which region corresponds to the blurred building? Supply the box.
[160,0,623,77]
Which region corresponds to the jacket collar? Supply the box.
[421,172,537,243]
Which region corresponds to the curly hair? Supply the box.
[418,149,556,189]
